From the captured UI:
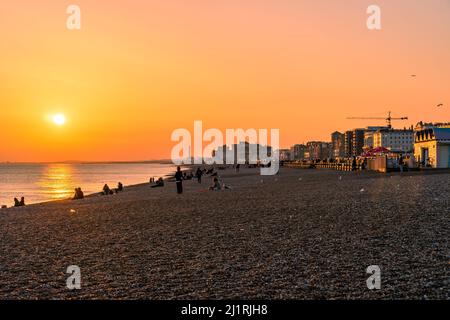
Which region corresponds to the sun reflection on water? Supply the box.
[37,164,75,201]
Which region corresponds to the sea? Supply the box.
[0,163,176,206]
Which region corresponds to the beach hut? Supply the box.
[414,127,450,168]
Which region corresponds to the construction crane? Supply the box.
[346,111,408,129]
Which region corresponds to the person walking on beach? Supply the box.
[398,155,404,173]
[175,166,183,194]
[196,167,203,184]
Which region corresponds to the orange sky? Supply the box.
[1,0,449,162]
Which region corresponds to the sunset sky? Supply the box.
[1,0,449,162]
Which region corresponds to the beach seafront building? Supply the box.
[290,144,307,161]
[345,127,386,157]
[363,126,390,150]
[414,122,450,168]
[344,130,354,157]
[213,142,273,164]
[331,132,345,158]
[306,141,332,160]
[372,128,414,153]
[279,149,291,161]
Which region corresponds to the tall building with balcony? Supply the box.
[344,131,353,157]
[352,129,365,157]
[331,131,345,158]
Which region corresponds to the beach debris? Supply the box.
[70,209,77,214]
[338,176,343,181]
[298,177,302,181]
[360,188,365,193]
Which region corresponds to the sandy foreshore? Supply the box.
[0,167,448,299]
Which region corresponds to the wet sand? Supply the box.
[0,168,448,299]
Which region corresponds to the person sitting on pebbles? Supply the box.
[102,184,114,195]
[151,177,165,188]
[72,187,84,200]
[209,177,222,191]
[14,197,25,207]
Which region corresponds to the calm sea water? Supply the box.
[0,163,176,206]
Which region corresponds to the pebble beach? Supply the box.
[0,167,448,299]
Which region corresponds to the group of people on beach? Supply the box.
[102,182,123,195]
[14,197,25,207]
[6,166,234,207]
[71,182,124,200]
[174,166,232,194]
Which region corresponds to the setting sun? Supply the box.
[52,114,66,126]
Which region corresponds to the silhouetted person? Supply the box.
[175,166,183,194]
[14,198,21,207]
[103,184,113,195]
[209,177,222,191]
[73,188,84,200]
[117,182,123,192]
[196,167,203,183]
[151,177,165,188]
[398,156,404,173]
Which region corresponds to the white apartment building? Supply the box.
[373,129,414,153]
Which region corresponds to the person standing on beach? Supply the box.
[196,167,203,184]
[175,166,183,194]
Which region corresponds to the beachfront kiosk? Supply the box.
[414,126,450,168]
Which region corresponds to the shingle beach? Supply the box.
[0,168,448,299]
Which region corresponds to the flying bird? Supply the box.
[411,74,416,78]
[437,103,444,107]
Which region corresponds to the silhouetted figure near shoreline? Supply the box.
[14,197,25,207]
[117,182,123,192]
[151,177,165,188]
[175,166,183,194]
[73,187,84,200]
[103,184,113,195]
